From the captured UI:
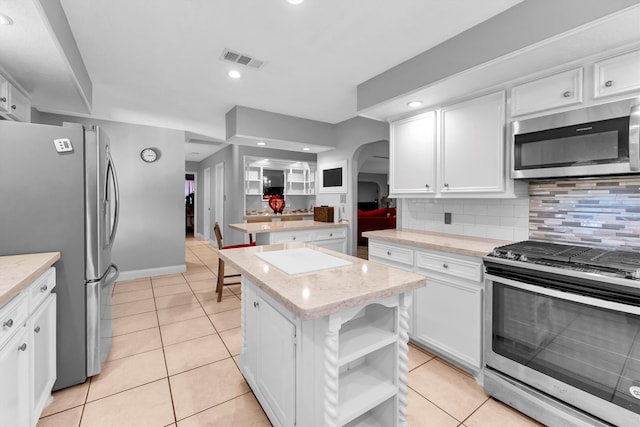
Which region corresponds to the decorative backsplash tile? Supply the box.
[529,177,640,251]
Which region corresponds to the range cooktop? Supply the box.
[486,241,640,280]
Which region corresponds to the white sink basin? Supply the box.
[255,247,352,275]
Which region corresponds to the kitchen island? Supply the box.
[219,242,425,427]
[229,219,348,253]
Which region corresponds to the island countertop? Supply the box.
[0,252,60,307]
[219,241,425,320]
[363,228,512,258]
[244,210,313,220]
[229,219,348,235]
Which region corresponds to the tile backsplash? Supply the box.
[400,198,530,242]
[529,177,640,251]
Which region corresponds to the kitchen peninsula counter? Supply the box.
[244,210,313,220]
[229,220,349,253]
[363,228,512,258]
[219,241,425,426]
[0,252,60,307]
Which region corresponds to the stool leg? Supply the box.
[216,259,225,302]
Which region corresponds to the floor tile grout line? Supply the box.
[172,390,256,423]
[407,383,466,424]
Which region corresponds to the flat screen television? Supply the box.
[322,167,342,187]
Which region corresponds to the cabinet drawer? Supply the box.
[0,292,28,349]
[271,230,313,244]
[369,242,413,267]
[314,228,347,241]
[28,268,56,311]
[415,251,482,282]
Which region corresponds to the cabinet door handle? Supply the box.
[425,184,430,189]
[329,233,333,237]
[11,104,16,110]
[444,183,449,188]
[443,263,449,269]
[34,326,41,333]
[253,301,259,308]
[40,284,48,292]
[292,236,296,240]
[605,80,614,87]
[3,318,13,328]
[387,251,392,256]
[18,343,27,351]
[563,91,572,98]
[0,97,6,103]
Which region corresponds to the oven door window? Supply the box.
[514,116,629,170]
[492,282,640,414]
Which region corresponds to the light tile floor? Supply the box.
[37,237,543,426]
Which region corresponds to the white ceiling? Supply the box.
[0,0,523,161]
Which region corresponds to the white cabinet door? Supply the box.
[256,296,296,427]
[594,49,640,99]
[0,326,30,427]
[390,111,437,195]
[7,87,30,122]
[440,91,505,194]
[413,277,482,371]
[30,294,57,426]
[511,68,583,116]
[241,283,258,386]
[312,238,346,253]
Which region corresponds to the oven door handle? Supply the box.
[485,273,640,315]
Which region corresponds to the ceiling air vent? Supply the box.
[221,48,265,70]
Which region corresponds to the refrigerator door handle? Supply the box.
[106,151,120,249]
[86,263,119,377]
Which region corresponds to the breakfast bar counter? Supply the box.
[219,241,425,427]
[229,220,349,253]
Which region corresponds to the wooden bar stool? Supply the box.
[213,222,255,302]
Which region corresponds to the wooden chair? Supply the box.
[213,222,255,302]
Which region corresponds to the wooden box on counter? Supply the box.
[314,206,334,222]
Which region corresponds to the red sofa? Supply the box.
[357,207,396,245]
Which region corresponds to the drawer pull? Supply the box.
[34,326,41,333]
[329,233,333,237]
[40,284,48,292]
[563,91,571,98]
[253,301,260,308]
[387,251,392,256]
[3,319,13,328]
[11,104,16,110]
[605,80,614,87]
[443,263,449,269]
[18,343,27,351]
[0,97,6,103]
[292,236,296,241]
[425,184,429,189]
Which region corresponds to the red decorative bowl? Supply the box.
[268,195,285,214]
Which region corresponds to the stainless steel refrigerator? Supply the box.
[0,120,120,389]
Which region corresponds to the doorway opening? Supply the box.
[185,173,195,237]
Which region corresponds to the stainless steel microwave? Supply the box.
[511,97,640,179]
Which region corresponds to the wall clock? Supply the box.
[140,148,158,163]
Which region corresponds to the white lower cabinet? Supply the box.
[241,278,411,426]
[368,239,484,375]
[0,267,56,427]
[257,226,348,253]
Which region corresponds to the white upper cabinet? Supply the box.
[593,49,640,99]
[0,74,31,122]
[511,68,583,117]
[389,111,436,195]
[440,91,506,194]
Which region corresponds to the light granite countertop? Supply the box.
[362,229,513,258]
[229,219,348,234]
[0,252,60,307]
[219,241,425,320]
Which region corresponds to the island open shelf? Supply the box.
[219,242,425,427]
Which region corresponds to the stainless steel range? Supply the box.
[483,241,640,427]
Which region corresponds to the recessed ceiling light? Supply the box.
[302,147,310,151]
[257,141,266,146]
[0,13,14,25]
[228,70,241,79]
[288,0,304,4]
[407,100,423,108]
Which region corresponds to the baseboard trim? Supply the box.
[117,264,186,281]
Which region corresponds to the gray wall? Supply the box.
[36,113,186,278]
[196,144,316,246]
